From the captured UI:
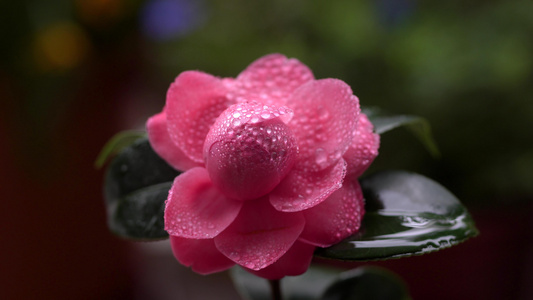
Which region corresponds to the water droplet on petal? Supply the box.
[315,148,327,167]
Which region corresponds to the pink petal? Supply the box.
[146,111,202,171]
[286,79,360,172]
[164,167,242,239]
[170,236,235,275]
[299,179,365,247]
[214,197,305,271]
[245,241,316,280]
[204,102,297,200]
[166,71,233,163]
[344,113,380,178]
[229,54,314,106]
[270,159,347,212]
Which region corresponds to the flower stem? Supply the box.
[269,279,282,300]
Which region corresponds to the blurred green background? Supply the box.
[1,0,532,299]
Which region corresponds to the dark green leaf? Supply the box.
[363,107,440,157]
[95,130,147,169]
[230,266,341,300]
[104,137,181,240]
[315,171,478,261]
[320,266,411,300]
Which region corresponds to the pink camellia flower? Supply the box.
[146,54,380,279]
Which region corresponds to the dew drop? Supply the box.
[230,252,241,260]
[261,112,271,119]
[318,108,329,120]
[315,148,327,166]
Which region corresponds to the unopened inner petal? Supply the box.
[204,101,298,200]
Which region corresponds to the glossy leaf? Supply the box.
[315,171,478,261]
[104,137,181,240]
[95,130,147,169]
[363,107,440,157]
[230,266,340,300]
[320,266,411,300]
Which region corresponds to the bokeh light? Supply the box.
[33,21,90,72]
[141,0,206,41]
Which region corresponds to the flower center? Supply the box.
[204,102,297,201]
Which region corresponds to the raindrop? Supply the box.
[315,148,327,166]
[230,252,241,260]
[318,108,329,120]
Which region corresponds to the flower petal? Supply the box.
[230,54,314,106]
[166,71,233,163]
[170,236,235,275]
[164,167,242,239]
[147,111,202,171]
[287,79,360,172]
[214,197,305,271]
[204,101,297,200]
[299,179,365,247]
[270,159,346,212]
[344,113,380,178]
[245,241,316,280]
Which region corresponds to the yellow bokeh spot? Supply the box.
[34,22,90,72]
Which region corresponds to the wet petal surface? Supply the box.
[165,167,242,238]
[170,236,235,275]
[166,71,233,163]
[287,79,360,172]
[344,113,380,178]
[214,198,305,270]
[245,241,315,280]
[204,102,297,200]
[299,180,365,247]
[229,54,314,106]
[269,159,347,212]
[146,111,202,171]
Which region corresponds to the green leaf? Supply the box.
[363,107,440,157]
[315,171,478,261]
[95,130,147,169]
[320,266,411,300]
[104,137,181,240]
[230,266,341,300]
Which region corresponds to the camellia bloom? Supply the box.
[147,54,380,279]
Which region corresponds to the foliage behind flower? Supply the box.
[146,54,379,279]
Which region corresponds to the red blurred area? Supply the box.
[0,55,136,299]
